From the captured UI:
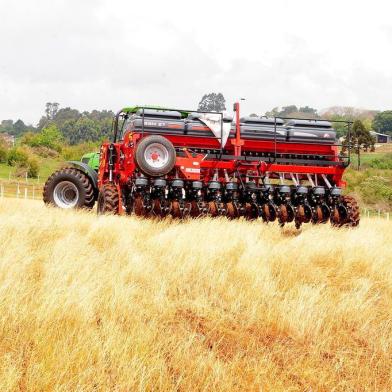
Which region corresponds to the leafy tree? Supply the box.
[279,105,298,117]
[0,119,14,134]
[13,119,27,136]
[53,107,82,129]
[342,120,375,169]
[99,117,113,140]
[37,116,49,130]
[62,117,101,145]
[323,106,377,137]
[198,93,226,112]
[36,124,63,151]
[35,103,114,143]
[328,114,350,139]
[38,104,78,129]
[0,119,35,136]
[372,111,392,135]
[88,109,114,122]
[299,106,318,115]
[45,102,59,120]
[264,105,318,119]
[264,107,280,117]
[362,117,373,131]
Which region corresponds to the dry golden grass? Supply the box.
[0,198,392,391]
[374,143,392,153]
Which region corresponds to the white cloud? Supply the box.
[0,0,391,124]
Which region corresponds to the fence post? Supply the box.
[387,212,390,221]
[378,209,381,218]
[367,210,370,218]
[24,188,27,199]
[16,183,20,198]
[33,186,35,200]
[0,184,3,198]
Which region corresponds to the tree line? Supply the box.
[197,93,392,139]
[0,95,392,146]
[0,102,114,145]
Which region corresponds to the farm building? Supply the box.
[370,131,391,143]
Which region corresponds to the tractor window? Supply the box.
[117,116,128,141]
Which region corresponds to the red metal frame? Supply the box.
[98,102,347,208]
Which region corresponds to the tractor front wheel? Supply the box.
[97,184,120,215]
[43,167,96,209]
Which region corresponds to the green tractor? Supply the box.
[43,152,100,209]
[80,152,100,171]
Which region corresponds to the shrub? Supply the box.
[27,157,39,178]
[32,146,59,158]
[366,153,392,170]
[359,176,392,207]
[21,124,63,152]
[7,146,40,178]
[0,145,8,163]
[7,147,29,166]
[14,158,39,179]
[20,132,36,146]
[62,142,100,161]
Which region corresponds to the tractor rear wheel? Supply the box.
[135,135,176,177]
[97,184,120,215]
[43,167,95,209]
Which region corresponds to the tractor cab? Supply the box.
[81,152,100,171]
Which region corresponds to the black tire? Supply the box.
[135,135,176,177]
[43,167,95,209]
[97,184,119,215]
[337,195,360,228]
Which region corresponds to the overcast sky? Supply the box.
[1,0,392,124]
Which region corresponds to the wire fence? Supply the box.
[361,208,391,220]
[2,170,44,183]
[0,181,44,200]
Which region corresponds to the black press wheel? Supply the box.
[43,167,95,209]
[135,135,176,177]
[335,195,360,228]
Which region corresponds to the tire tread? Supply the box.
[97,184,119,214]
[43,167,95,208]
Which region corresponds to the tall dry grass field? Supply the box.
[0,199,392,391]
